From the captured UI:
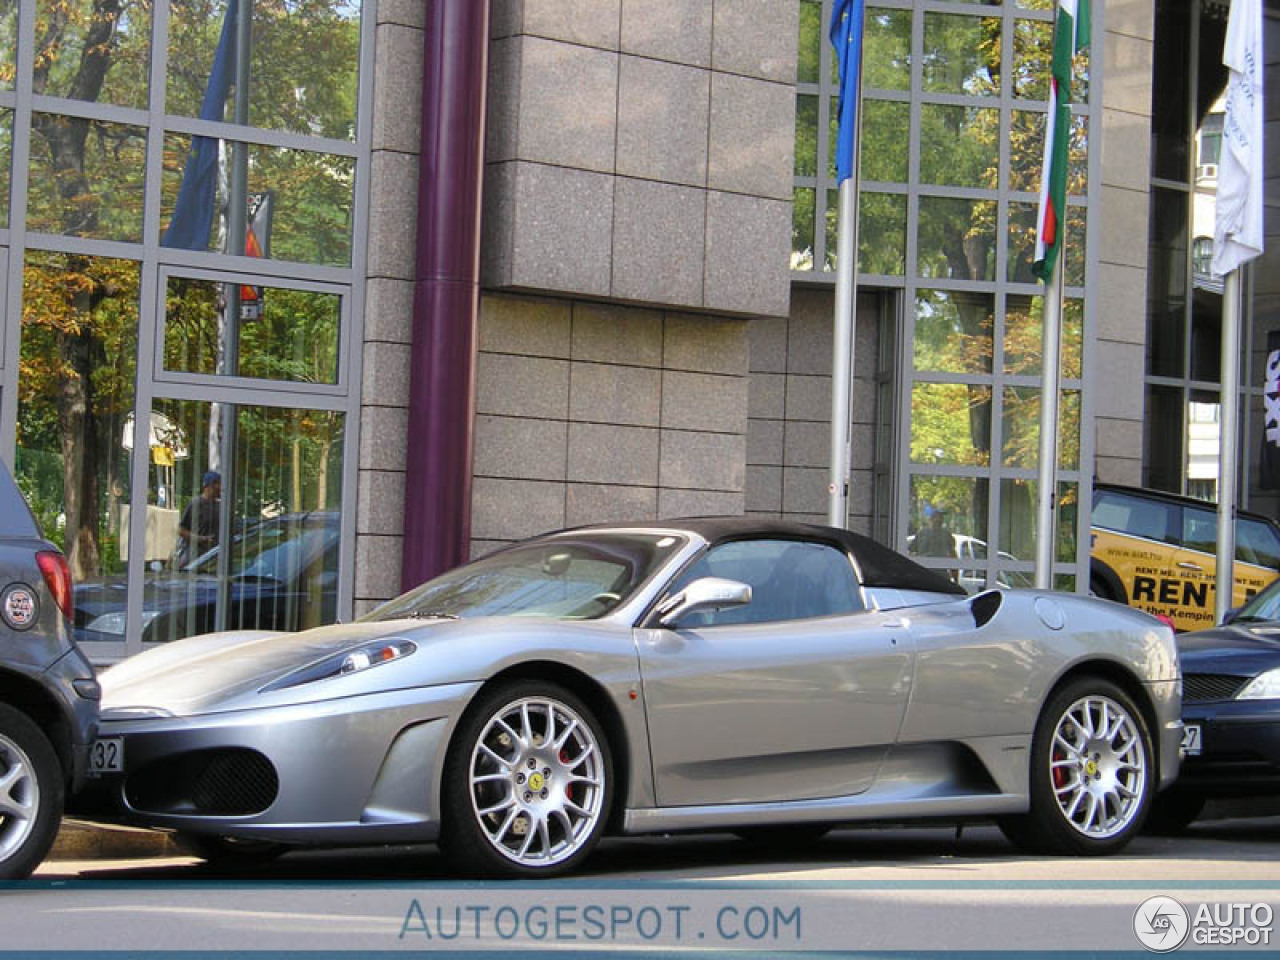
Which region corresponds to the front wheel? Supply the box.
[0,703,64,880]
[440,681,612,878]
[1000,678,1153,856]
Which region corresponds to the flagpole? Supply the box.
[1215,268,1241,622]
[1034,251,1064,589]
[828,176,860,526]
[827,0,865,528]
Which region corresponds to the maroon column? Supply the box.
[400,0,490,590]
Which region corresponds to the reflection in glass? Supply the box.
[1008,202,1086,287]
[914,290,993,374]
[142,397,345,644]
[0,0,14,88]
[797,0,822,84]
[162,134,355,266]
[922,14,1000,96]
[1009,110,1046,193]
[864,8,912,91]
[917,197,996,281]
[908,475,990,591]
[164,276,341,384]
[1151,0,1191,182]
[1146,186,1188,378]
[860,100,909,182]
[166,0,361,141]
[792,187,816,271]
[1002,387,1081,470]
[858,192,906,276]
[33,0,151,108]
[1004,295,1083,378]
[1069,114,1088,195]
[1012,20,1051,100]
[28,114,147,240]
[920,105,998,188]
[1000,479,1078,564]
[17,253,140,642]
[0,109,10,227]
[910,383,992,466]
[795,94,818,176]
[1144,384,1184,493]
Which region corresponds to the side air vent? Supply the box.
[970,590,1002,628]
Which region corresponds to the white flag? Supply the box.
[1212,0,1265,276]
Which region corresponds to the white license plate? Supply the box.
[1181,724,1202,756]
[89,737,124,774]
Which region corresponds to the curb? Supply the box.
[49,819,178,861]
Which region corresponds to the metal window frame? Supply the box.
[0,0,374,662]
[791,0,1098,591]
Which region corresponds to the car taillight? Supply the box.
[36,550,72,619]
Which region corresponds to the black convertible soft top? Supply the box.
[571,516,967,597]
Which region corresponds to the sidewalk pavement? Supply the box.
[50,819,178,860]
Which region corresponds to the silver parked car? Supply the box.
[0,460,99,879]
[86,519,1181,876]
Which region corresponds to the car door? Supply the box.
[636,538,915,807]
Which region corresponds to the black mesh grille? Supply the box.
[127,748,278,816]
[1184,673,1248,702]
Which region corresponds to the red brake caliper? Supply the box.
[1051,748,1067,789]
[561,749,573,801]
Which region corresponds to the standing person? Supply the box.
[174,471,221,567]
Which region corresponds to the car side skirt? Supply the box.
[621,792,1026,834]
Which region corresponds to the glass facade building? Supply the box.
[0,0,1275,656]
[0,0,370,659]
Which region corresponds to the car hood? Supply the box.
[100,619,443,716]
[1177,623,1280,676]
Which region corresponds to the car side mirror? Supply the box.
[655,577,752,628]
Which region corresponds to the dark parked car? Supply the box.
[1147,578,1280,832]
[74,511,339,645]
[0,460,99,878]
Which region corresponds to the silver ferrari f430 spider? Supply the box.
[81,518,1182,876]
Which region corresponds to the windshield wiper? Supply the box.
[400,610,460,621]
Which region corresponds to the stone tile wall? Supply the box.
[483,0,797,319]
[352,2,424,618]
[1094,0,1154,487]
[745,287,882,536]
[469,292,750,557]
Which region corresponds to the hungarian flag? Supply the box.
[1032,0,1090,282]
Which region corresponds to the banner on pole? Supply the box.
[1261,331,1280,490]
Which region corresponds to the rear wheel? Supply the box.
[1000,678,1153,855]
[0,703,63,880]
[440,680,612,878]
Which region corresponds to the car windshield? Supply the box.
[365,533,687,622]
[1233,578,1280,623]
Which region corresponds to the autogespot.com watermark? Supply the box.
[399,898,802,947]
[1134,895,1274,951]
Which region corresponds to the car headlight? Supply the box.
[261,639,417,692]
[1237,667,1280,700]
[85,610,161,635]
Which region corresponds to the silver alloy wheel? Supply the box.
[0,732,39,863]
[468,696,605,868]
[1048,694,1147,839]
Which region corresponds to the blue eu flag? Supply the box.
[829,0,864,184]
[163,0,239,249]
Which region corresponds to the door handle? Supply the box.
[1177,561,1203,571]
[883,616,909,629]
